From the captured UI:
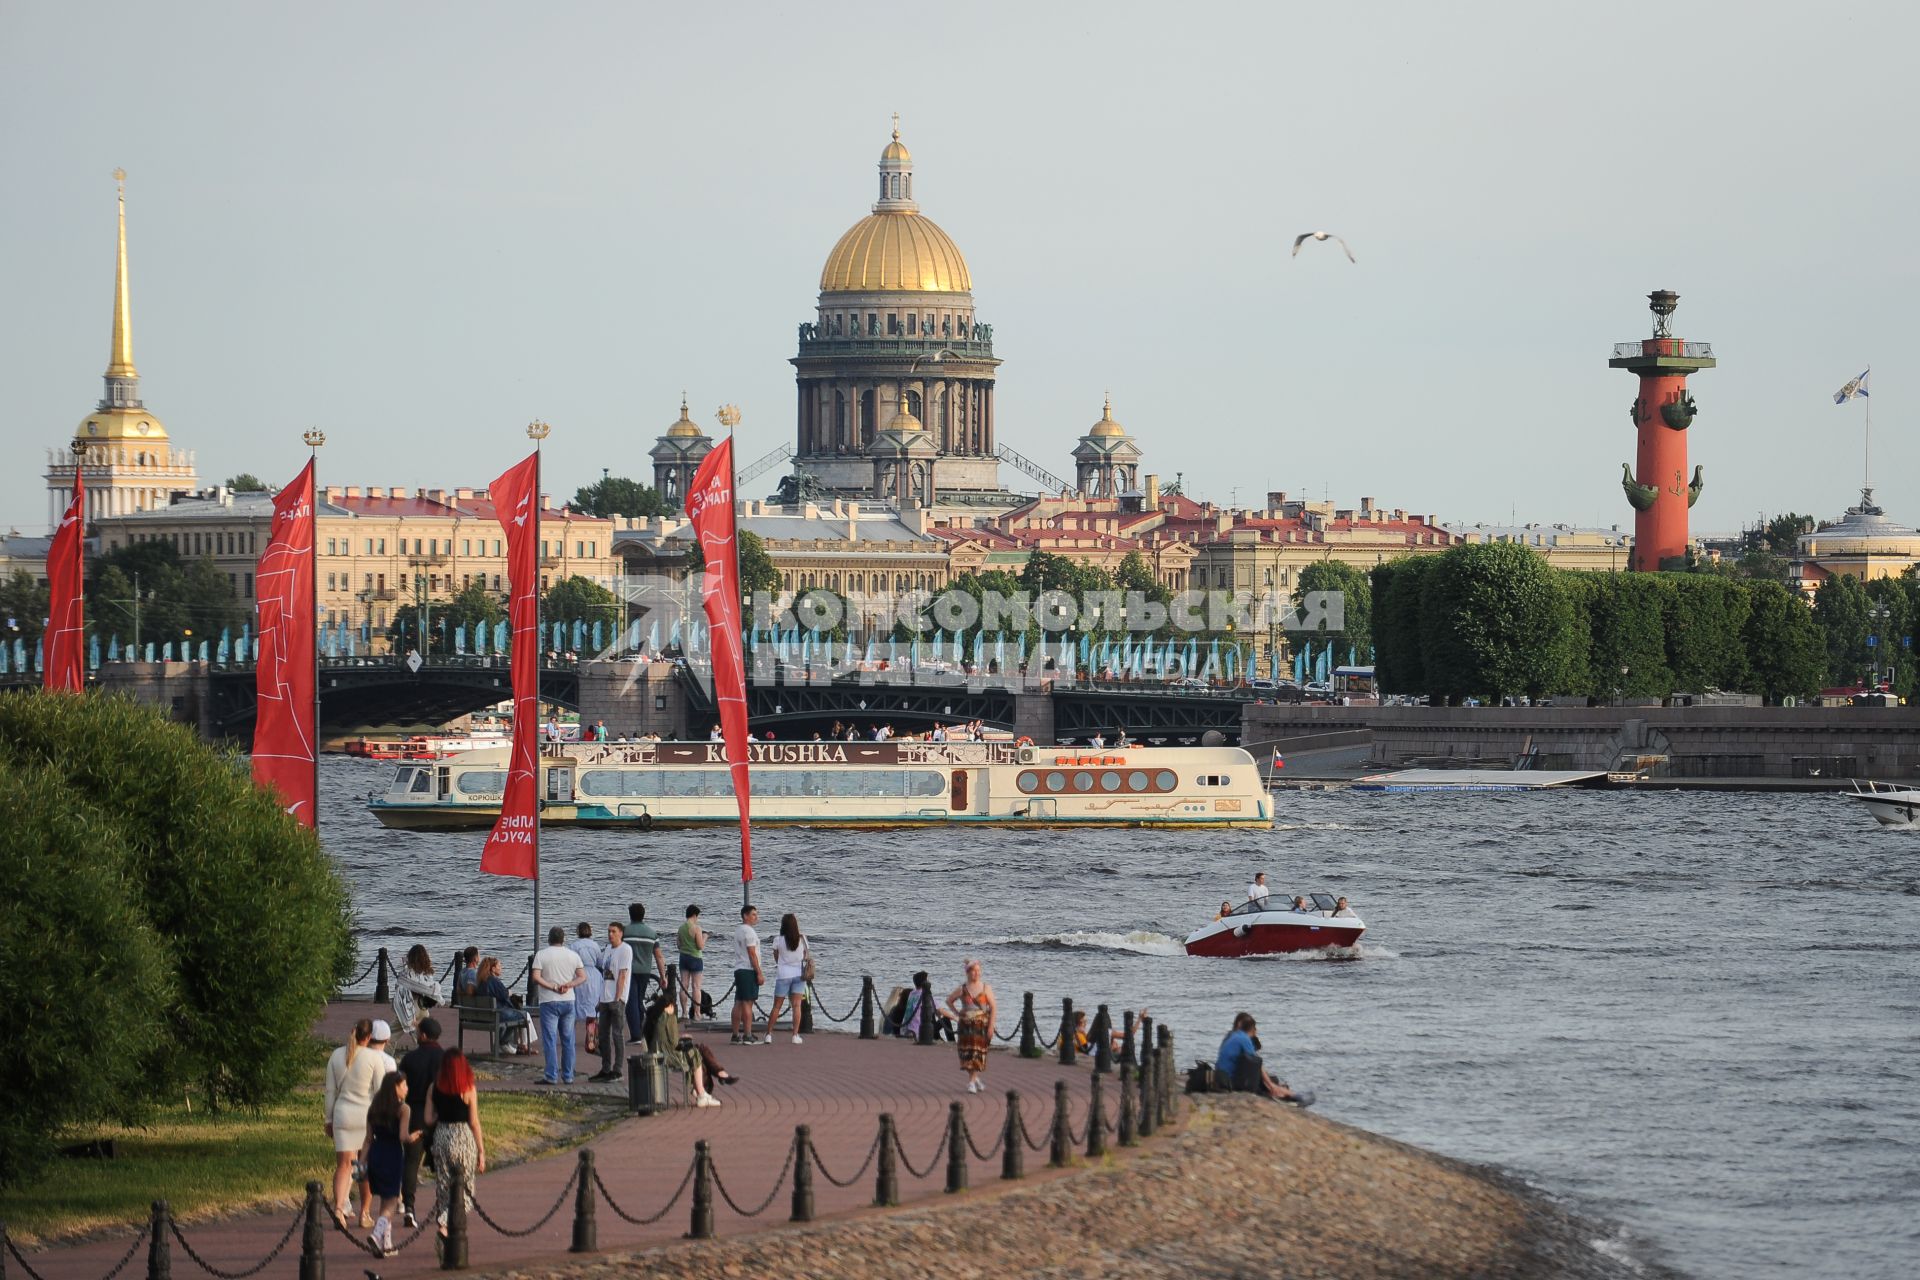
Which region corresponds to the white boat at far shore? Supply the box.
[1845,780,1920,827]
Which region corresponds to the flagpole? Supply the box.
[527,419,551,953]
[1864,366,1872,494]
[303,428,326,834]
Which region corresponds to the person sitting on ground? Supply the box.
[1331,896,1357,918]
[644,987,720,1107]
[1215,1012,1296,1101]
[473,956,529,1053]
[898,971,955,1041]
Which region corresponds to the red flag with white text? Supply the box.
[43,468,85,692]
[687,436,752,882]
[251,460,317,825]
[481,452,540,878]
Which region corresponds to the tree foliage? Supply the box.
[87,542,245,651]
[0,694,355,1185]
[1370,557,1437,697]
[224,473,267,492]
[572,475,670,520]
[1295,559,1372,659]
[1418,542,1577,701]
[684,530,781,601]
[1743,581,1827,700]
[0,569,50,648]
[543,574,621,630]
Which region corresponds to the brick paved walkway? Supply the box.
[22,998,1152,1279]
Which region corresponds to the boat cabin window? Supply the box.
[1310,893,1338,913]
[1016,768,1176,795]
[456,770,507,795]
[578,767,945,800]
[1196,774,1233,787]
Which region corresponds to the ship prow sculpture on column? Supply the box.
[1610,289,1716,571]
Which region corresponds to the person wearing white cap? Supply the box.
[323,1017,396,1226]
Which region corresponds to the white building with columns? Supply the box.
[43,172,198,531]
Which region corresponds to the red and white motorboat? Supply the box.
[1183,893,1365,957]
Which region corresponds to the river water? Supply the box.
[320,757,1918,1278]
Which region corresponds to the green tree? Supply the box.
[1664,576,1752,693]
[0,694,354,1159]
[684,529,781,602]
[1743,581,1826,701]
[1296,559,1373,660]
[224,473,267,492]
[85,542,243,653]
[1762,513,1815,554]
[390,580,506,654]
[1812,574,1871,687]
[543,574,622,634]
[1420,542,1577,702]
[1369,557,1437,696]
[1018,549,1076,594]
[572,475,671,519]
[0,760,174,1185]
[0,569,50,649]
[1576,573,1672,698]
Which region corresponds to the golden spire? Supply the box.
[1090,393,1125,437]
[107,168,136,379]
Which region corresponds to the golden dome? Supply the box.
[664,394,703,439]
[820,212,972,294]
[76,404,168,442]
[881,134,911,165]
[1089,395,1126,438]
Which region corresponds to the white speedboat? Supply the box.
[1845,780,1920,827]
[1184,894,1365,957]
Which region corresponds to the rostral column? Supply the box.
[1611,290,1716,571]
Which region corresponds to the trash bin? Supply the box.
[627,1051,667,1115]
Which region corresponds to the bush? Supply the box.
[0,763,174,1186]
[1419,543,1577,701]
[0,693,356,1183]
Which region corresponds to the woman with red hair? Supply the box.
[423,1049,485,1236]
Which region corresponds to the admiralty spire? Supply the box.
[45,170,198,529]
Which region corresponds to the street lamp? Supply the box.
[1868,605,1891,691]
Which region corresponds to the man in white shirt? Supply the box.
[531,926,585,1085]
[1089,733,1105,748]
[591,922,634,1083]
[568,923,605,1055]
[731,905,765,1045]
[1247,872,1270,906]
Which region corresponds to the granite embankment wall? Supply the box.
[1243,704,1920,780]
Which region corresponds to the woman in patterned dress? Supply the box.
[945,959,997,1094]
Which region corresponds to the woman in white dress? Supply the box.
[322,1018,393,1224]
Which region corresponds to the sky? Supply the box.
[3,1,1914,538]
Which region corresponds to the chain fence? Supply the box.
[809,1129,883,1188]
[709,1140,796,1218]
[168,1207,302,1279]
[470,1166,579,1238]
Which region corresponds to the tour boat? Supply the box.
[343,731,509,760]
[1183,894,1365,957]
[366,739,1272,831]
[1845,779,1920,828]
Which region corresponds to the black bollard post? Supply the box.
[299,1181,326,1280]
[1117,1062,1137,1147]
[1087,1073,1107,1159]
[147,1200,171,1280]
[1018,992,1039,1058]
[874,1115,899,1207]
[915,976,936,1046]
[790,1127,815,1223]
[1057,997,1076,1067]
[858,974,877,1040]
[944,1102,968,1193]
[570,1149,595,1254]
[442,1170,468,1270]
[688,1141,713,1240]
[1092,1004,1113,1076]
[525,953,538,1005]
[1120,1009,1137,1068]
[1137,1047,1156,1138]
[1050,1080,1072,1168]
[1158,1025,1175,1126]
[373,948,390,1005]
[1001,1092,1024,1181]
[799,987,815,1035]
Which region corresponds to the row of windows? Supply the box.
[1017,769,1181,795]
[572,768,948,800]
[126,529,256,556]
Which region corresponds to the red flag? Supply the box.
[43,467,85,692]
[252,460,317,825]
[481,452,540,879]
[687,436,752,882]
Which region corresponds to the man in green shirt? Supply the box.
[624,902,666,1039]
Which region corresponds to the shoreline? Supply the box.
[492,1096,1680,1280]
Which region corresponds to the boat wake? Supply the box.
[995,929,1186,957]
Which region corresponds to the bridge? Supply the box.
[6,654,1258,744]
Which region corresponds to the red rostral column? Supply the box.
[1612,289,1716,571]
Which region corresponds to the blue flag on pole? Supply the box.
[1833,368,1871,403]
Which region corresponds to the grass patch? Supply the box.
[0,1085,591,1247]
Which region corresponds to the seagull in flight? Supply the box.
[1291,231,1356,263]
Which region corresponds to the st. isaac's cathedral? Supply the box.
[652,124,1143,517]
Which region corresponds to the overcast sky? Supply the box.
[3,1,1913,537]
